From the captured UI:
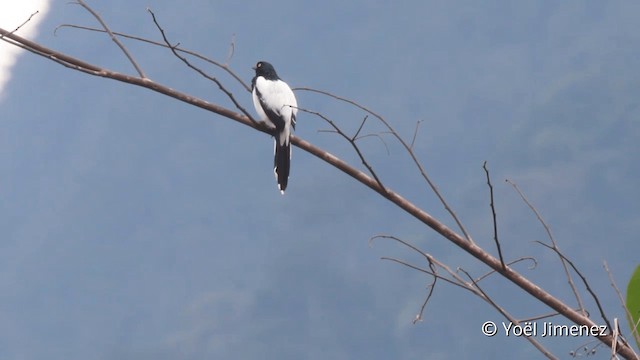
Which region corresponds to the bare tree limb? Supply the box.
[5,11,40,35]
[483,161,505,269]
[409,120,423,150]
[297,107,386,191]
[372,235,555,358]
[73,0,146,78]
[295,87,475,244]
[146,8,257,123]
[353,115,369,139]
[475,257,537,282]
[535,241,613,334]
[506,179,587,317]
[458,268,558,359]
[53,24,252,91]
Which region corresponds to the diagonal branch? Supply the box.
[458,268,559,359]
[295,87,475,244]
[146,8,257,123]
[506,179,586,316]
[410,120,423,150]
[54,24,251,91]
[74,0,146,78]
[6,11,40,34]
[373,234,556,358]
[297,107,386,190]
[535,241,613,334]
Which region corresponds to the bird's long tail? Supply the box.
[274,138,291,194]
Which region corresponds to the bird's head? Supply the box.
[253,61,279,80]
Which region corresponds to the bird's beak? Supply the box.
[252,66,257,70]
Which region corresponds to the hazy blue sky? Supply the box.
[1,1,638,359]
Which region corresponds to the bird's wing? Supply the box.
[252,85,270,125]
[281,81,297,130]
[253,77,297,131]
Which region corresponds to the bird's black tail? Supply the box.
[274,140,291,194]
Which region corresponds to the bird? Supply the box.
[251,61,298,194]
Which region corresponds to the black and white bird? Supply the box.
[251,61,298,194]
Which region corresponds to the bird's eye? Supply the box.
[257,62,262,68]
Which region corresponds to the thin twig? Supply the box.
[353,115,369,139]
[371,235,471,290]
[146,8,256,123]
[371,235,441,324]
[414,259,438,324]
[458,267,511,319]
[410,120,423,150]
[379,257,462,288]
[296,87,475,244]
[5,11,40,35]
[297,107,386,190]
[377,256,439,323]
[483,161,505,269]
[458,268,558,359]
[349,116,391,154]
[475,257,537,282]
[74,0,146,78]
[373,234,546,354]
[54,24,252,91]
[354,134,391,155]
[535,241,613,334]
[506,179,587,317]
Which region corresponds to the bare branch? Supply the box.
[146,8,256,123]
[353,115,368,139]
[8,11,40,34]
[475,257,537,282]
[297,107,386,190]
[0,28,257,134]
[371,235,470,291]
[354,133,391,155]
[458,268,558,359]
[410,120,422,150]
[53,24,252,91]
[370,235,440,323]
[535,241,613,334]
[414,259,438,324]
[506,179,587,316]
[483,161,505,269]
[458,267,511,319]
[295,87,475,244]
[73,0,146,78]
[378,257,460,288]
[346,115,391,154]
